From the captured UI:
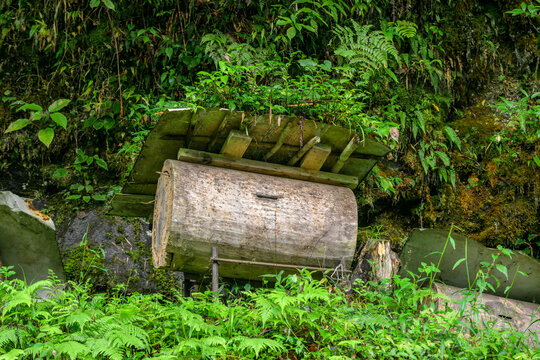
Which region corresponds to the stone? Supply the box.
[0,191,65,283]
[399,229,540,303]
[56,208,182,294]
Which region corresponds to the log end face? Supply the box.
[152,161,174,268]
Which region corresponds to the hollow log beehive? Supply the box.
[153,160,357,280]
[110,108,390,280]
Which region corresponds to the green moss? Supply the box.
[63,245,108,290]
[126,250,142,262]
[151,268,181,296]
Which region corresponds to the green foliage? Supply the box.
[0,268,537,359]
[506,1,540,17]
[4,98,70,148]
[333,22,399,83]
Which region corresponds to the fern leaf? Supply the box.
[65,309,92,330]
[443,126,462,150]
[55,341,90,360]
[231,336,285,358]
[0,329,18,349]
[0,348,24,360]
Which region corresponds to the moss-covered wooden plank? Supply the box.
[177,148,359,189]
[340,158,378,179]
[109,193,155,217]
[220,130,252,158]
[115,108,390,216]
[300,144,331,171]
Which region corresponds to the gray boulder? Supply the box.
[0,191,65,283]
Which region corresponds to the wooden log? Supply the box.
[300,144,331,171]
[152,160,358,280]
[220,130,252,158]
[399,229,540,303]
[264,122,291,160]
[287,136,320,166]
[177,148,359,189]
[433,283,540,347]
[331,134,360,173]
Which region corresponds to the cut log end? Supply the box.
[152,167,173,268]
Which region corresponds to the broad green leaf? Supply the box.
[165,47,173,59]
[48,99,70,112]
[18,103,43,112]
[102,0,115,10]
[5,118,32,133]
[92,194,107,201]
[53,168,68,178]
[533,156,540,167]
[38,128,54,147]
[103,118,115,130]
[83,195,91,203]
[50,112,67,129]
[286,27,296,40]
[495,264,508,279]
[95,158,108,170]
[89,0,101,8]
[66,195,81,200]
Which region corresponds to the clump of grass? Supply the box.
[0,265,537,359]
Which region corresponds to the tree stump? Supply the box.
[351,239,400,285]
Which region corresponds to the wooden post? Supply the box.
[264,122,291,161]
[287,136,320,166]
[212,247,219,296]
[332,134,360,173]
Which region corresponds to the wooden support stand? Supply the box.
[210,246,351,293]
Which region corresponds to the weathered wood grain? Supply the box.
[152,160,358,280]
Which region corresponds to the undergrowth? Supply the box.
[0,267,537,359]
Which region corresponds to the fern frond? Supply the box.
[443,126,462,150]
[88,338,123,360]
[333,21,399,82]
[230,336,285,358]
[54,341,90,360]
[0,329,18,349]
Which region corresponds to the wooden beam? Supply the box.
[220,129,252,158]
[177,148,359,189]
[108,193,155,217]
[264,122,291,161]
[300,144,331,171]
[287,136,320,166]
[331,134,360,173]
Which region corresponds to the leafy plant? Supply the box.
[4,99,70,148]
